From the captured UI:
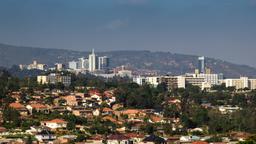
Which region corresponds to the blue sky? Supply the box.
[0,0,256,67]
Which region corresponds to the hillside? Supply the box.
[0,43,256,78]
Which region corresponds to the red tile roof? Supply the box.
[9,102,25,109]
[124,133,144,138]
[42,119,67,124]
[30,103,48,109]
[102,107,113,112]
[192,141,209,144]
[122,109,141,115]
[108,134,129,140]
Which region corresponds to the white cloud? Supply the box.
[105,19,129,30]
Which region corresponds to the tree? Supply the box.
[67,122,76,130]
[163,104,179,118]
[3,107,20,129]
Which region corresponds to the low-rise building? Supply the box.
[37,73,71,86]
[224,77,256,90]
[41,119,68,129]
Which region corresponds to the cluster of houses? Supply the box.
[0,87,245,144]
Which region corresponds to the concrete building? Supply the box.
[198,56,205,74]
[133,76,147,85]
[225,77,249,89]
[55,63,64,71]
[37,73,71,86]
[98,56,109,71]
[249,79,256,90]
[27,60,47,70]
[68,61,78,70]
[146,76,160,87]
[89,49,98,72]
[191,73,220,85]
[133,76,160,87]
[160,76,178,90]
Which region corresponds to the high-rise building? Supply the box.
[98,56,109,71]
[198,56,205,74]
[77,58,86,69]
[68,61,78,70]
[88,49,98,72]
[55,63,64,71]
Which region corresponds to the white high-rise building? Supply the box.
[98,56,109,71]
[198,56,205,74]
[88,49,98,72]
[68,61,78,70]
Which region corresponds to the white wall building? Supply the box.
[68,61,78,70]
[98,56,109,71]
[41,119,67,129]
[88,49,98,72]
[37,73,71,86]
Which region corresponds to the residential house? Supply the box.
[86,135,104,144]
[41,119,68,129]
[9,102,28,116]
[121,109,146,120]
[107,134,130,144]
[63,95,83,106]
[72,107,93,119]
[142,135,167,144]
[35,129,56,142]
[26,103,49,114]
[124,133,144,144]
[102,107,114,116]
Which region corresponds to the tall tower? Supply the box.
[198,56,205,74]
[98,56,109,71]
[89,49,97,72]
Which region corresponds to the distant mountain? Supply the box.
[0,43,256,78]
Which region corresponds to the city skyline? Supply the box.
[0,0,255,67]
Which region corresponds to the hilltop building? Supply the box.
[198,56,205,74]
[20,60,47,71]
[88,49,98,72]
[68,49,109,73]
[98,56,109,71]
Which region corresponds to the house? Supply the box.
[41,119,68,129]
[107,134,130,144]
[26,103,49,114]
[72,108,93,119]
[86,135,104,144]
[142,134,167,144]
[180,136,201,142]
[93,109,100,116]
[54,135,77,144]
[121,109,146,120]
[230,132,252,141]
[9,102,28,116]
[149,115,165,123]
[102,107,114,116]
[112,104,124,110]
[124,133,144,143]
[89,89,101,96]
[0,127,7,133]
[35,129,56,142]
[218,105,240,114]
[63,95,83,106]
[103,116,123,125]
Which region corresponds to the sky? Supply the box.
[0,0,256,67]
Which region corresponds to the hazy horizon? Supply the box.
[0,0,255,67]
